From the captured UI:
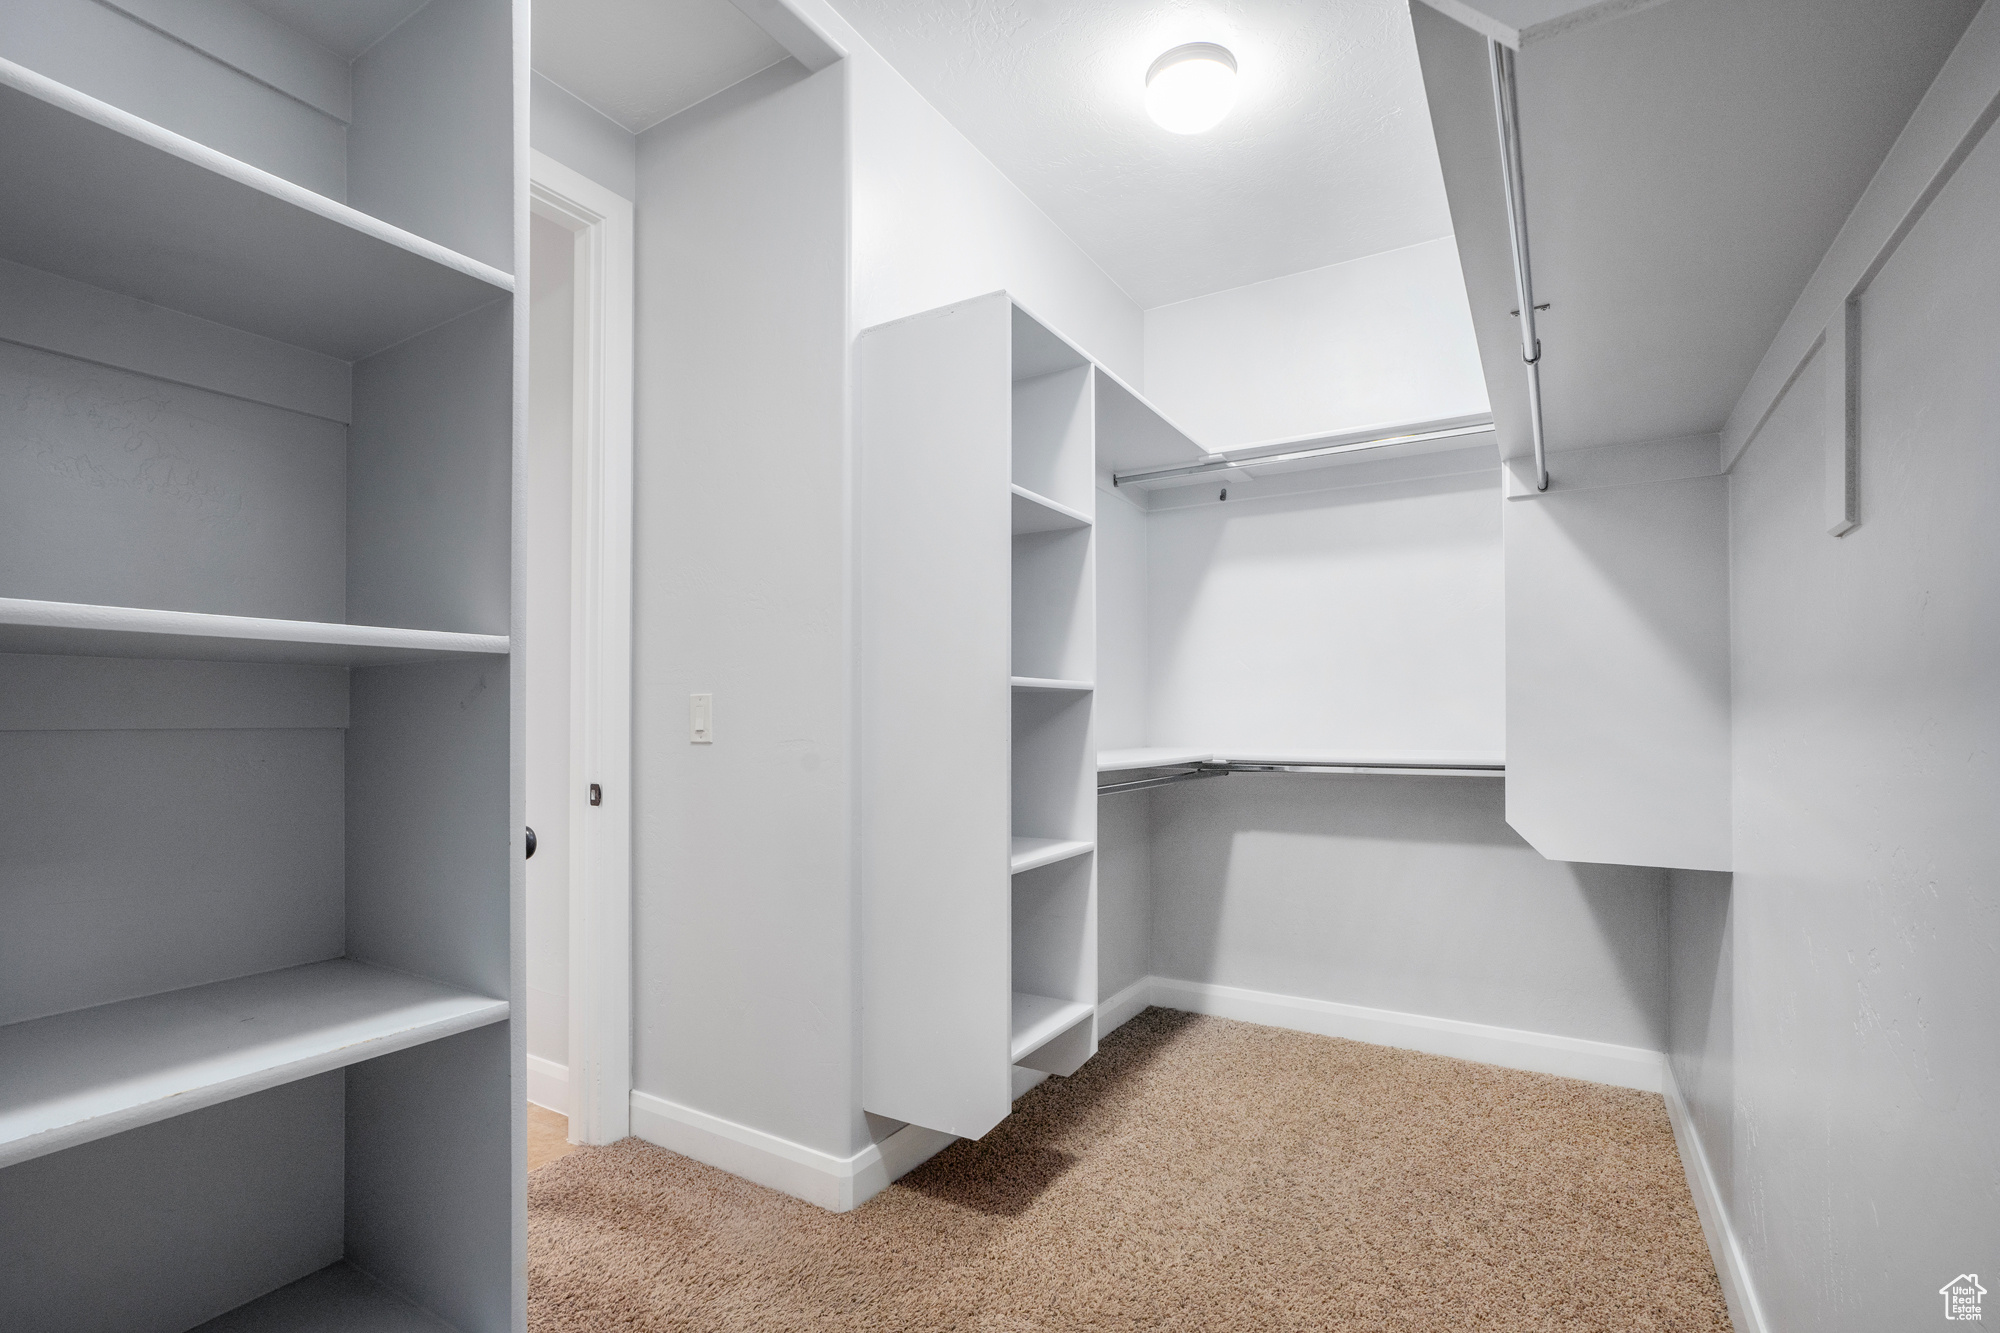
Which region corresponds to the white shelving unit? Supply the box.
[858,293,1101,1140]
[0,6,520,1331]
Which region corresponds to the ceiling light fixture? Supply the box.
[1145,42,1238,134]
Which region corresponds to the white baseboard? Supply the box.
[527,1054,569,1114]
[1097,975,1153,1035]
[1134,976,1664,1092]
[628,1090,955,1213]
[1663,1064,1766,1333]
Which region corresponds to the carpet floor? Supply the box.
[528,1009,1731,1331]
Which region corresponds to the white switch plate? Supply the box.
[690,693,713,743]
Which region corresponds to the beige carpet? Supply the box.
[528,1009,1730,1331]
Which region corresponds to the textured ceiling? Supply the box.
[829,0,1456,307]
[533,0,790,133]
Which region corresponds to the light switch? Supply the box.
[690,693,713,744]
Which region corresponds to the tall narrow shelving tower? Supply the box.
[0,5,523,1331]
[858,293,1097,1141]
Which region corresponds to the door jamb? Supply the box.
[530,150,634,1145]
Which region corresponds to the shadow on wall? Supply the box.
[1146,773,1670,1051]
[1666,869,1733,1195]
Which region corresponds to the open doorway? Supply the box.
[526,153,635,1163]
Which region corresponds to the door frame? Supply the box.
[530,150,634,1145]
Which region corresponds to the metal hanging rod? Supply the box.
[1098,758,1505,795]
[1111,418,1497,489]
[1096,763,1232,795]
[1488,39,1550,493]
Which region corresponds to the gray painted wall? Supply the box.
[630,60,857,1157]
[1669,103,2000,1331]
[531,72,637,202]
[1146,774,1668,1049]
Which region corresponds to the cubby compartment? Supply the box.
[1010,307,1093,514]
[0,0,513,289]
[2,1023,511,1332]
[1012,687,1094,846]
[1012,528,1094,681]
[1010,854,1096,1076]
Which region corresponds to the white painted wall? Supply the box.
[845,30,1144,380]
[530,71,637,202]
[1141,237,1488,448]
[525,213,573,1099]
[1670,101,2000,1328]
[630,59,857,1158]
[1150,774,1667,1049]
[1146,471,1505,753]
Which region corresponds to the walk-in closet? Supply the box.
[5,0,1996,1329]
[0,2,521,1328]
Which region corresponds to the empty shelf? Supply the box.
[193,1263,454,1333]
[0,959,509,1168]
[193,1263,455,1332]
[1221,748,1505,772]
[0,57,511,361]
[1009,837,1094,873]
[0,599,510,665]
[1098,748,1215,772]
[1011,992,1093,1063]
[1012,676,1093,692]
[1011,485,1091,534]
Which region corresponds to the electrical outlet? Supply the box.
[690,693,713,743]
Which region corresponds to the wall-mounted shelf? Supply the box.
[1011,485,1091,535]
[1009,837,1094,874]
[0,57,511,360]
[1009,992,1093,1064]
[192,1262,456,1332]
[0,599,510,666]
[0,960,508,1170]
[1099,747,1504,774]
[1011,676,1093,692]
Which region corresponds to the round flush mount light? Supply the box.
[1145,42,1238,134]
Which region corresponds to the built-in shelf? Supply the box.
[0,960,509,1169]
[0,599,510,665]
[1011,676,1094,692]
[193,1262,456,1332]
[0,57,512,361]
[1011,485,1091,535]
[1097,747,1216,772]
[1010,992,1094,1064]
[1009,837,1094,874]
[1097,747,1505,776]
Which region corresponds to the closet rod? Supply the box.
[1489,38,1550,493]
[1098,760,1505,796]
[1111,419,1494,488]
[1097,764,1232,795]
[1224,761,1505,778]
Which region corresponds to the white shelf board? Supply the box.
[0,57,512,360]
[193,1262,456,1333]
[1011,676,1094,692]
[1097,747,1215,772]
[1095,367,1209,475]
[1011,485,1091,534]
[0,599,510,665]
[1098,747,1503,773]
[1010,992,1094,1064]
[0,959,509,1168]
[1009,837,1094,874]
[1221,748,1506,770]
